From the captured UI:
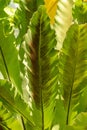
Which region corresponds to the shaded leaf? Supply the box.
[0,0,9,19]
[0,0,10,9]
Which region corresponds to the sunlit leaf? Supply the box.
[54,0,73,50]
[0,101,23,130]
[59,23,87,125]
[64,112,87,130]
[0,79,35,127]
[25,5,58,129]
[0,22,22,93]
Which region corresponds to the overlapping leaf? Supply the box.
[45,0,58,24]
[73,0,87,24]
[54,0,73,50]
[0,101,23,130]
[0,79,34,127]
[0,21,22,93]
[13,0,44,45]
[59,23,87,125]
[25,5,58,129]
[64,112,87,130]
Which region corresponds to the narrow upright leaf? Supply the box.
[59,24,87,125]
[25,5,58,129]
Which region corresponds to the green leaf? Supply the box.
[64,112,87,130]
[0,79,34,127]
[13,0,19,3]
[73,112,87,127]
[54,0,73,50]
[78,87,87,113]
[0,53,7,79]
[52,98,66,130]
[0,0,9,19]
[0,22,22,93]
[25,5,58,129]
[0,0,10,9]
[0,101,23,130]
[73,0,87,24]
[25,0,44,16]
[13,0,44,45]
[13,1,29,43]
[2,19,13,36]
[63,125,82,130]
[59,24,87,125]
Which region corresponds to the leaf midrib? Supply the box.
[39,12,44,130]
[66,28,79,125]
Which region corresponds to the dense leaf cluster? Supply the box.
[0,0,87,130]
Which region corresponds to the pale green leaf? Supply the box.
[54,0,73,50]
